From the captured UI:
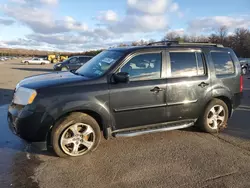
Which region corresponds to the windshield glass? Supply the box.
[61,57,72,63]
[76,50,124,78]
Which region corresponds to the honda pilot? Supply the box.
[8,41,243,157]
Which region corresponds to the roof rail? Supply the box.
[147,41,224,47]
[178,42,224,47]
[147,40,179,46]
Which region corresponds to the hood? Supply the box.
[17,71,90,90]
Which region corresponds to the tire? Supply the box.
[242,67,247,75]
[24,61,29,65]
[51,112,101,157]
[61,67,68,71]
[41,62,45,65]
[198,99,229,133]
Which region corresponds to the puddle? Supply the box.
[0,104,41,188]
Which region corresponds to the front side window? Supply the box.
[120,53,162,81]
[69,57,79,64]
[211,52,235,75]
[169,52,205,78]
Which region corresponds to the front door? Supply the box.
[31,58,39,64]
[165,49,212,121]
[109,51,167,130]
[68,57,80,70]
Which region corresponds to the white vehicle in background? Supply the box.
[21,57,50,65]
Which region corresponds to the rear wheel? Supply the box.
[198,99,229,133]
[24,61,29,65]
[41,62,45,65]
[51,112,101,157]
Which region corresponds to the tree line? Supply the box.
[1,27,249,58]
[118,27,250,58]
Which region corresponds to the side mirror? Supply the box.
[113,72,129,83]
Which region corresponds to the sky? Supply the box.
[0,0,249,52]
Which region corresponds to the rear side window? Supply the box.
[211,52,235,75]
[169,52,205,78]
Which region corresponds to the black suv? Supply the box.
[8,41,243,157]
[53,55,93,71]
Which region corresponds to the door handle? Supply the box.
[150,87,164,93]
[198,82,209,88]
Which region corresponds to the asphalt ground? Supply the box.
[0,60,250,188]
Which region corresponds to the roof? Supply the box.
[109,41,226,53]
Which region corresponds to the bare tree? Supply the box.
[163,31,181,41]
[230,28,250,57]
[217,26,228,44]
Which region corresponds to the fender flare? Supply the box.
[39,99,115,141]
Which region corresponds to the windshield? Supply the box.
[76,50,124,78]
[61,57,73,63]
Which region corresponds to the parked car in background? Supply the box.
[8,41,243,157]
[239,60,249,75]
[53,55,93,71]
[21,57,50,65]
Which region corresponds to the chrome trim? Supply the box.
[115,122,194,137]
[113,103,166,112]
[167,99,198,106]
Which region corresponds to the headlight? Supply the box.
[57,64,61,67]
[13,87,37,105]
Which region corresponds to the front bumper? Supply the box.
[7,103,52,144]
[8,104,36,141]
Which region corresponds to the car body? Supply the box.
[21,57,50,65]
[8,41,243,157]
[53,56,93,71]
[1,56,8,60]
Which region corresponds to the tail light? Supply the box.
[240,75,243,92]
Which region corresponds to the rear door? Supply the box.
[78,57,91,68]
[165,49,212,121]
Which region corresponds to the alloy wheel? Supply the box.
[60,123,95,156]
[207,105,225,130]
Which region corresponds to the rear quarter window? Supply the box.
[211,52,235,75]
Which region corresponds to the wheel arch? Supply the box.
[44,102,114,146]
[204,95,232,118]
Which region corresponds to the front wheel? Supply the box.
[198,99,229,133]
[51,112,101,157]
[61,67,68,71]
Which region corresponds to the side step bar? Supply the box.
[114,122,194,137]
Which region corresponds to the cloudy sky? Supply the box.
[0,0,249,52]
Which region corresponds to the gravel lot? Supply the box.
[1,60,250,188]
